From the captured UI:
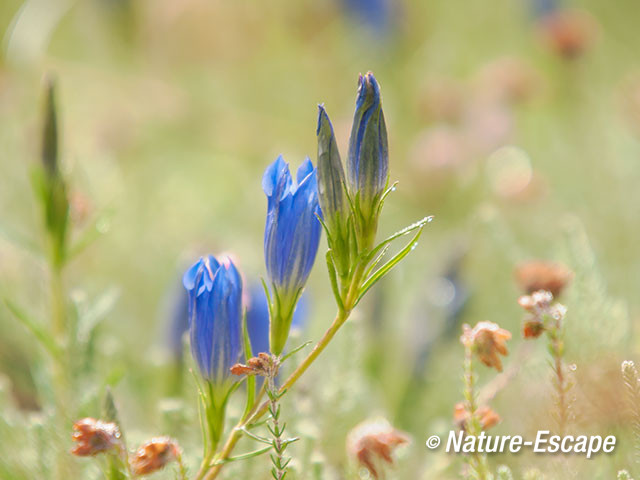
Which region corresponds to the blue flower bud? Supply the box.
[347,72,389,244]
[262,156,321,354]
[183,255,243,396]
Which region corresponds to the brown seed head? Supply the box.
[461,321,511,372]
[130,437,181,476]
[71,418,121,457]
[514,261,573,297]
[347,418,410,479]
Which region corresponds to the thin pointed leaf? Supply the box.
[324,250,344,311]
[189,369,209,455]
[240,427,272,445]
[67,209,114,260]
[241,309,257,420]
[364,243,391,280]
[281,340,313,363]
[366,216,432,264]
[3,298,60,357]
[0,222,43,259]
[214,446,272,464]
[355,225,426,306]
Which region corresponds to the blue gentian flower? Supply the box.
[347,72,389,244]
[263,156,321,354]
[183,255,243,396]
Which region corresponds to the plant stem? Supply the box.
[267,372,287,479]
[548,315,567,436]
[201,264,366,480]
[50,261,74,480]
[463,344,489,480]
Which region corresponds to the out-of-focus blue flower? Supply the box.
[529,0,559,19]
[166,284,189,362]
[183,255,243,395]
[343,0,393,36]
[347,72,389,244]
[245,284,308,357]
[263,156,321,354]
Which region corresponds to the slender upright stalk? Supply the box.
[50,260,73,480]
[462,344,490,480]
[200,265,365,480]
[547,315,568,436]
[266,370,288,479]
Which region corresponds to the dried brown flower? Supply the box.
[522,319,546,339]
[537,9,598,60]
[454,402,501,431]
[461,322,511,372]
[71,418,121,457]
[347,418,409,479]
[514,261,573,297]
[230,352,278,377]
[130,437,181,476]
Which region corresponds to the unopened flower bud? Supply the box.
[347,72,389,246]
[317,105,351,276]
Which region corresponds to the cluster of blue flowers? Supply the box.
[179,73,404,453]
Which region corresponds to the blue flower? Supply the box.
[166,282,189,362]
[347,72,389,241]
[343,0,393,36]
[262,156,321,354]
[183,255,243,394]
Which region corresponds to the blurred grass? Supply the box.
[2,0,640,478]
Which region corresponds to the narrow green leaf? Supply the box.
[366,216,432,265]
[355,225,426,306]
[324,250,344,311]
[281,340,313,363]
[242,309,256,420]
[0,222,43,259]
[3,298,60,357]
[213,446,272,464]
[67,209,114,260]
[189,369,210,455]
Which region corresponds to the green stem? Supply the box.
[463,345,490,480]
[267,371,288,479]
[201,263,366,480]
[50,261,74,480]
[547,315,567,436]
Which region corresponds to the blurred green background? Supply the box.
[2,0,640,478]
